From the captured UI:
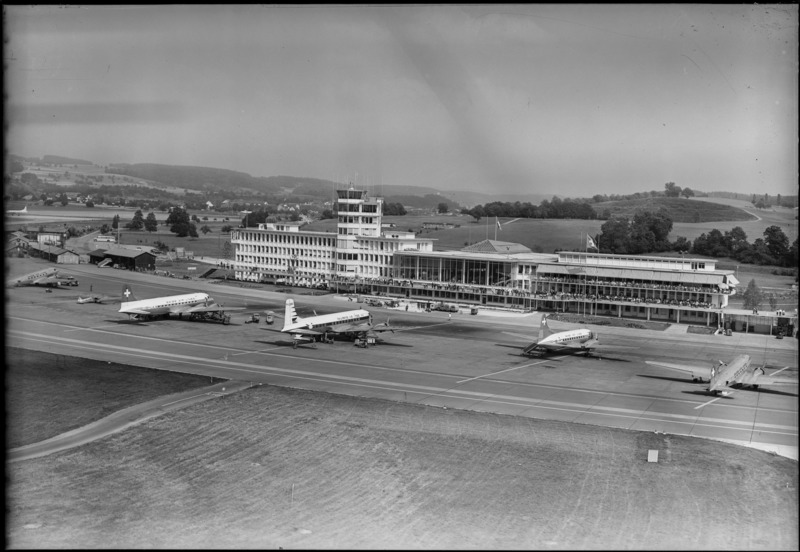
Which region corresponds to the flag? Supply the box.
[586,235,597,250]
[496,218,502,231]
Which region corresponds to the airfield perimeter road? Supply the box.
[6,260,798,460]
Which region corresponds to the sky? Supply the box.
[5,4,798,197]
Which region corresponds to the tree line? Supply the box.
[591,209,797,269]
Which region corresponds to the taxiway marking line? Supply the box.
[695,396,725,409]
[64,324,128,332]
[457,357,566,384]
[231,347,284,356]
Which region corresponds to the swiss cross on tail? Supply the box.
[121,284,137,302]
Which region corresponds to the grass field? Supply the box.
[6,349,799,549]
[594,197,757,223]
[5,348,222,449]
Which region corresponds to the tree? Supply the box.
[127,209,144,230]
[144,212,158,233]
[59,193,69,207]
[437,202,449,214]
[100,223,111,234]
[85,200,95,208]
[664,182,682,198]
[166,206,192,237]
[671,236,691,252]
[629,209,673,252]
[681,187,695,199]
[788,238,799,271]
[111,214,120,229]
[767,293,777,310]
[221,225,234,233]
[383,202,407,216]
[742,279,763,310]
[723,226,748,256]
[200,225,211,235]
[468,205,485,222]
[598,217,630,253]
[763,225,789,264]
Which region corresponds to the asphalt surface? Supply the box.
[6,258,799,460]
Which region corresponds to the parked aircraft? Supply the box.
[77,293,122,304]
[118,284,244,321]
[6,205,28,215]
[281,298,393,348]
[6,267,75,288]
[521,315,599,356]
[645,355,797,395]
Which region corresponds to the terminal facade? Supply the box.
[231,187,794,334]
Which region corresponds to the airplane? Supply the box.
[281,298,394,348]
[6,205,28,215]
[6,267,76,288]
[118,284,244,322]
[520,315,599,357]
[645,355,797,396]
[77,293,123,304]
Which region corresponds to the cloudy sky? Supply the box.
[5,4,797,197]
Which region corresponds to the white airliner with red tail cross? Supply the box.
[118,284,243,322]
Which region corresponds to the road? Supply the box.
[6,259,799,460]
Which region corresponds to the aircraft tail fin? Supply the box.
[283,298,301,330]
[121,283,137,302]
[539,315,554,340]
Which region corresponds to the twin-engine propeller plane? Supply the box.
[7,267,77,288]
[117,284,244,323]
[645,354,797,396]
[281,298,394,348]
[519,315,600,357]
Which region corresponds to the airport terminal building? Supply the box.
[231,188,793,334]
[231,188,435,287]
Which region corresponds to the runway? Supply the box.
[6,260,798,459]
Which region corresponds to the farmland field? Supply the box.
[5,348,221,449]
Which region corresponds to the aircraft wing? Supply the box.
[287,328,325,337]
[78,294,122,304]
[645,361,714,380]
[183,303,246,314]
[121,307,155,316]
[752,369,798,387]
[572,338,599,350]
[328,321,396,335]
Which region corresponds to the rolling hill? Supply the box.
[594,197,757,223]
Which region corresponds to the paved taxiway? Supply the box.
[6,260,798,459]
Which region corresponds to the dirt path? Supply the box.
[8,381,253,462]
